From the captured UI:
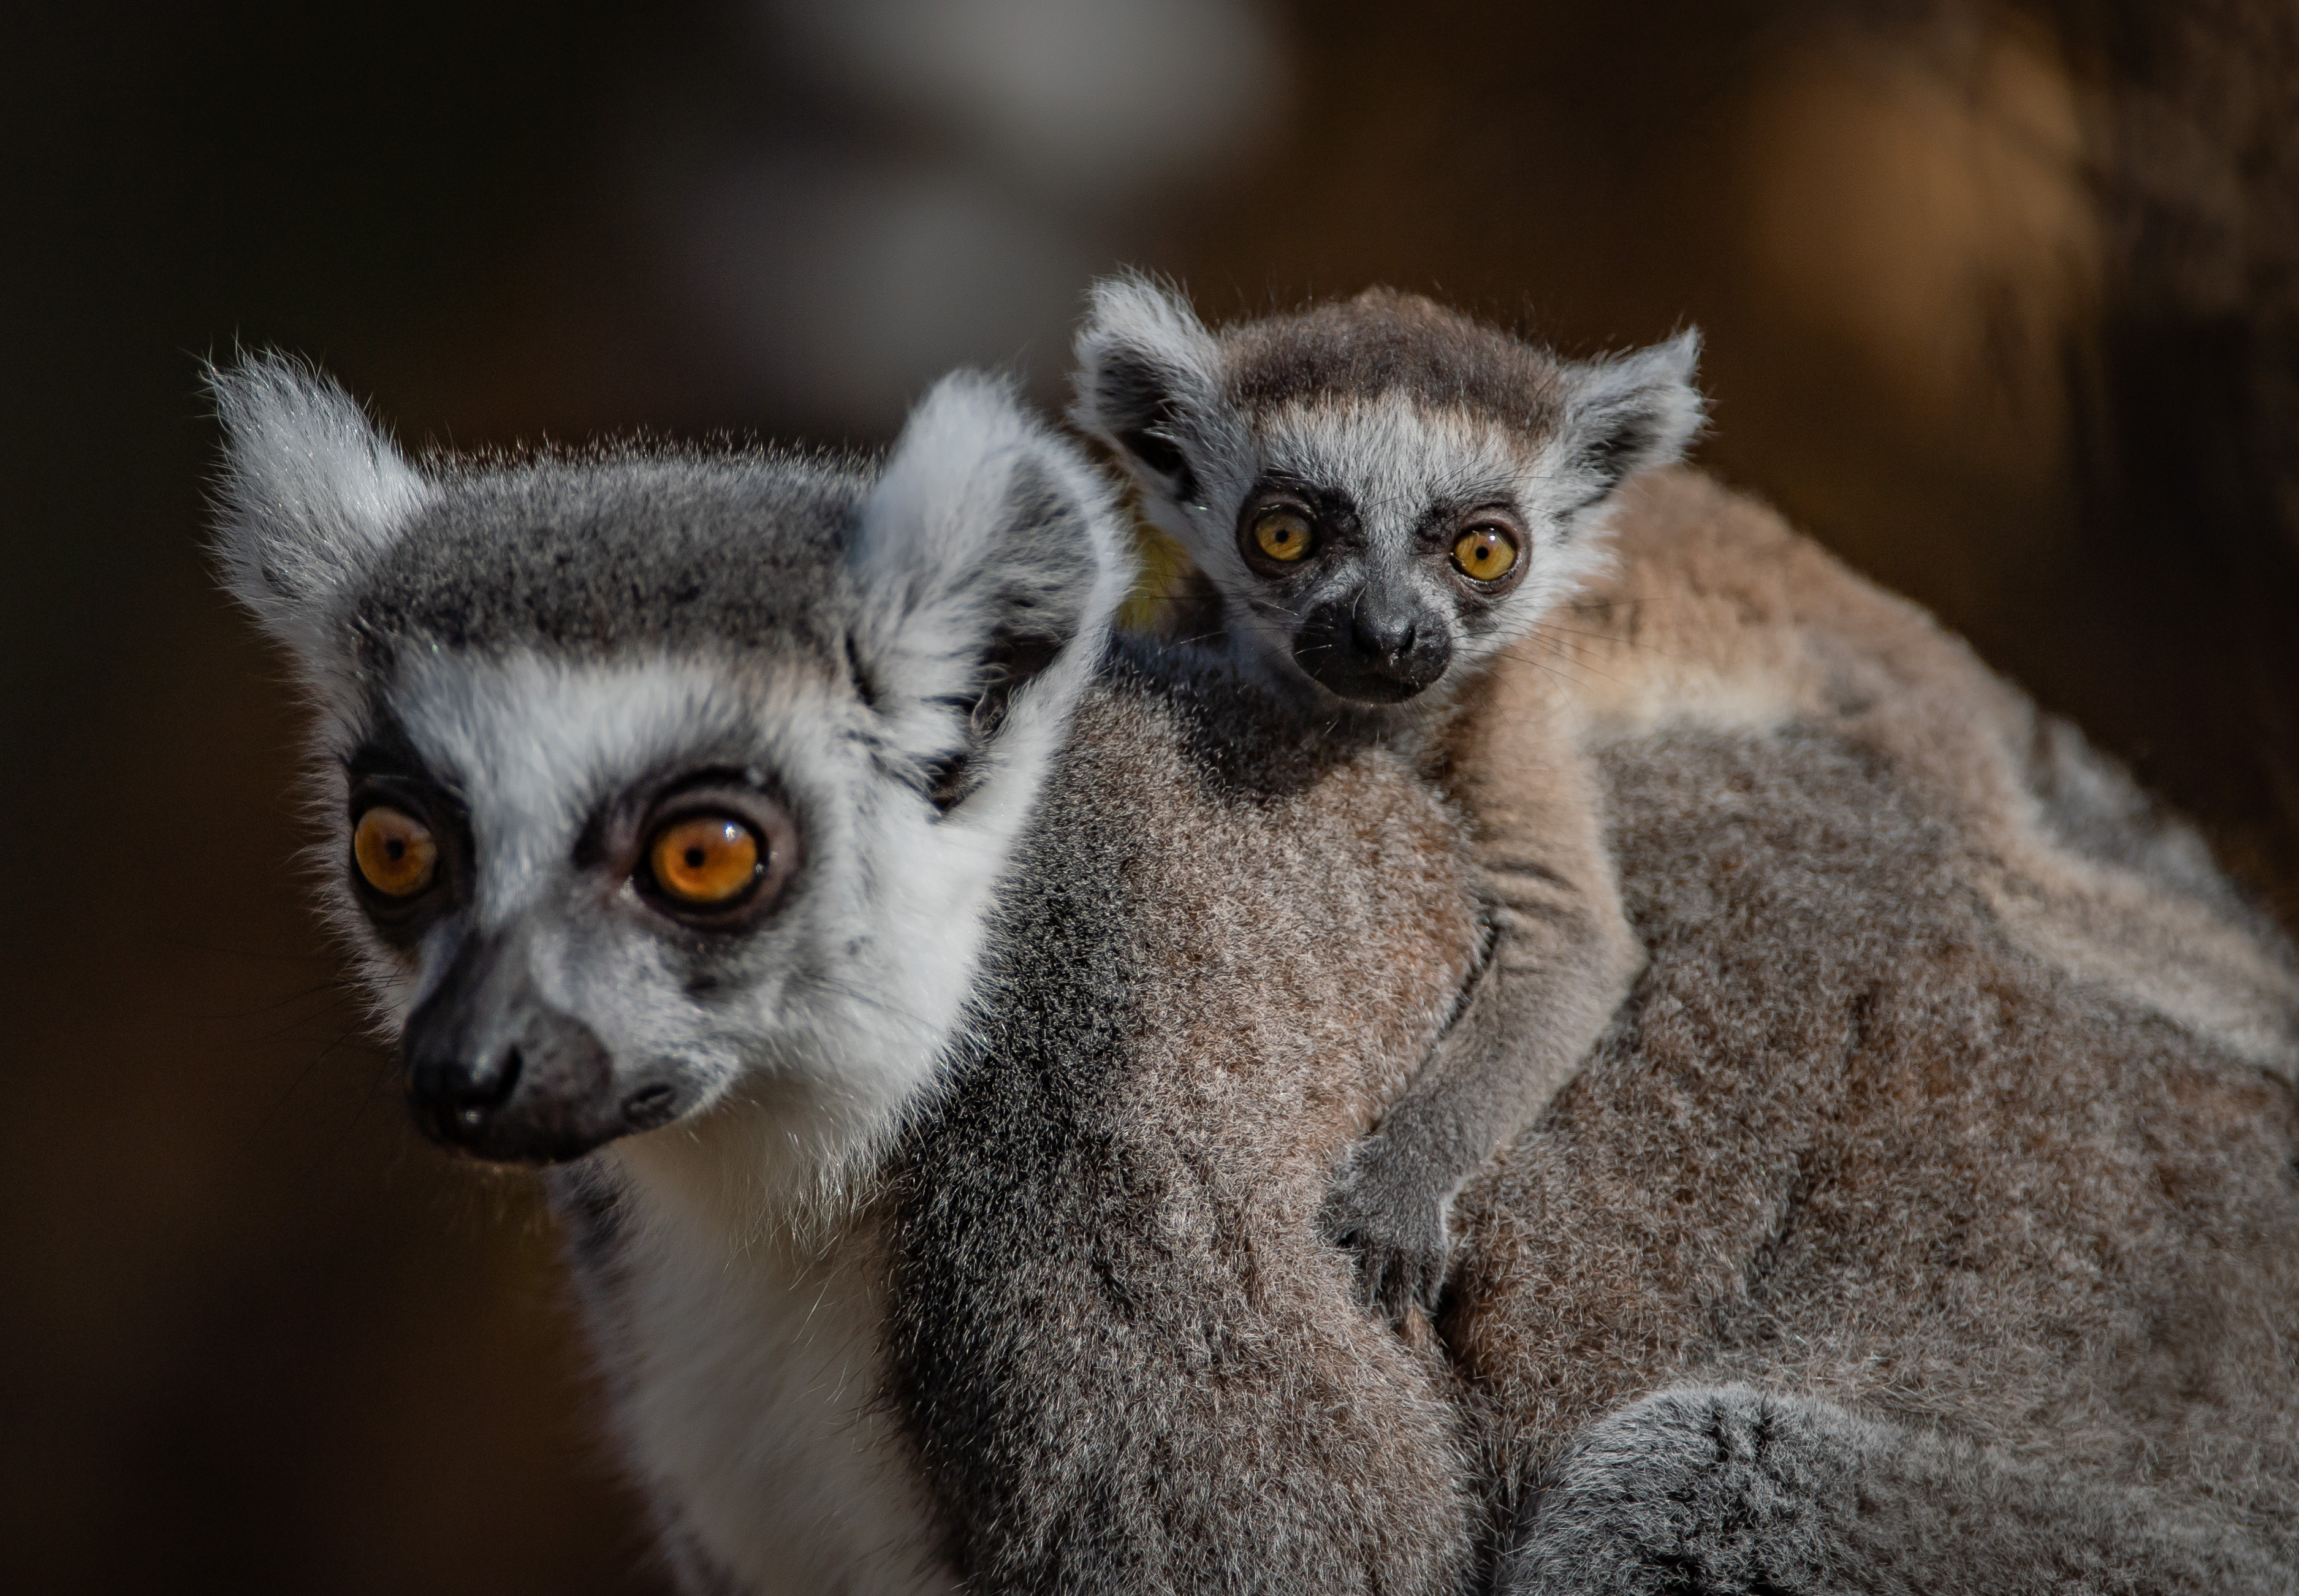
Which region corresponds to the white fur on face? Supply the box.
[1068,278,1700,708]
[352,645,1035,1205]
[1144,393,1624,694]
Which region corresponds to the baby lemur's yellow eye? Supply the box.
[353,806,438,898]
[649,815,761,906]
[1250,507,1314,563]
[1451,525,1520,583]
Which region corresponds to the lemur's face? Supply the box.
[1201,397,1552,705]
[1072,281,1703,710]
[213,361,1123,1171]
[338,649,908,1165]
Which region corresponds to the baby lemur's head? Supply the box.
[1073,277,1703,709]
[212,358,1129,1176]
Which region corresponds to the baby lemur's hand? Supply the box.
[1320,1133,1452,1326]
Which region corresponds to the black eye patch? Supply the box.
[1239,474,1361,545]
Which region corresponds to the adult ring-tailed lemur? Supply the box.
[215,297,2299,1593]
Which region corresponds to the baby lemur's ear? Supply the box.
[1555,328,1706,512]
[208,353,430,674]
[1070,273,1230,509]
[849,371,1133,789]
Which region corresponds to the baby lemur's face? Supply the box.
[212,361,1125,1174]
[1073,279,1703,709]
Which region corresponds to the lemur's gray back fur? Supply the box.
[888,642,1488,1592]
[1455,716,2299,1591]
[878,465,2299,1590]
[1450,474,2299,1589]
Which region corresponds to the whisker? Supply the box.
[200,979,346,1022]
[253,1016,372,1145]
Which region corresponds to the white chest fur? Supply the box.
[593,1135,954,1596]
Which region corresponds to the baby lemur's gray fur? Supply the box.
[1072,277,1692,1318]
[215,336,2299,1594]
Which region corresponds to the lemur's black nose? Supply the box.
[1352,608,1417,661]
[1293,592,1453,702]
[407,1040,523,1126]
[400,933,651,1164]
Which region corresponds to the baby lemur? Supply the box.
[1072,278,1697,1319]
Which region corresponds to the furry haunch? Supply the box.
[1073,279,1679,1320]
[1446,468,2299,1591]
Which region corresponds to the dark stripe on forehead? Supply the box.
[349,445,865,669]
[1221,289,1568,433]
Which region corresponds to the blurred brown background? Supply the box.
[4,2,2293,1590]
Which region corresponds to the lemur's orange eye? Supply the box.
[353,806,438,898]
[1250,507,1315,563]
[1451,525,1520,583]
[649,815,761,906]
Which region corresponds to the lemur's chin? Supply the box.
[408,1086,680,1166]
[402,1008,691,1166]
[1323,675,1432,705]
[1293,656,1446,706]
[407,1091,663,1166]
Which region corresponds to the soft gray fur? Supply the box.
[887,640,1491,1592]
[1502,1384,2293,1594]
[883,462,2299,1590]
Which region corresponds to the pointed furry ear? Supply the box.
[1069,273,1226,509]
[208,353,430,668]
[849,371,1132,789]
[1556,329,1706,509]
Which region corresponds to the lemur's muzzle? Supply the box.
[401,932,680,1164]
[1295,592,1453,703]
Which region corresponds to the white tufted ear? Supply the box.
[848,370,1133,795]
[1554,329,1706,519]
[1069,272,1231,509]
[208,352,430,671]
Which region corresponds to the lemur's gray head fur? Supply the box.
[1072,275,1703,710]
[212,356,1130,1182]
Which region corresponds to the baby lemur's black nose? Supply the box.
[1294,592,1454,702]
[1352,607,1418,661]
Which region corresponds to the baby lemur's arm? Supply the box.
[1500,1385,2295,1595]
[1323,719,1641,1323]
[1309,646,1644,1334]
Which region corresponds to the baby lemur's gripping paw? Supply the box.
[1320,1133,1452,1327]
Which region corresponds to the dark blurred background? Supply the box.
[4,2,2294,1590]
